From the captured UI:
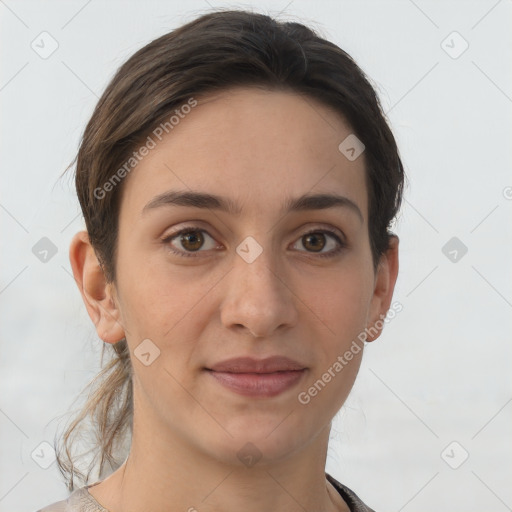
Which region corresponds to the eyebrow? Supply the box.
[142,190,363,222]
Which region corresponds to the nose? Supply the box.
[219,244,299,338]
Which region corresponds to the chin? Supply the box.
[205,414,317,468]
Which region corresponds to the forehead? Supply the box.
[119,86,368,221]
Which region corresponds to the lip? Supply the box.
[205,356,307,398]
[208,356,306,373]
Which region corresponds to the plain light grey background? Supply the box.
[1,1,511,511]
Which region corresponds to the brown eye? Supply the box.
[291,229,346,259]
[302,232,326,252]
[163,227,219,258]
[179,230,204,251]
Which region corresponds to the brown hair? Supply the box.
[56,8,405,491]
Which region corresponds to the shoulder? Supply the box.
[39,476,372,512]
[326,472,377,512]
[36,499,68,512]
[35,486,107,512]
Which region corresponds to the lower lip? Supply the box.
[206,369,306,398]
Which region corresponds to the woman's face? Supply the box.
[106,87,397,466]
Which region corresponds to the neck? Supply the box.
[89,391,348,512]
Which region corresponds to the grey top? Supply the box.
[36,473,375,512]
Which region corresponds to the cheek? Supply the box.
[295,268,371,414]
[116,252,216,344]
[302,265,373,339]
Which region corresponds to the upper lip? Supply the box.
[207,356,306,373]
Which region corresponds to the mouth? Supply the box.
[204,356,307,398]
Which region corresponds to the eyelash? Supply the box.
[161,226,347,259]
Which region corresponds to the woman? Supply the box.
[38,8,403,512]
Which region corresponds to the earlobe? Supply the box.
[365,235,399,342]
[69,230,126,344]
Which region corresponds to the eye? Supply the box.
[291,229,346,258]
[162,226,347,259]
[162,227,220,258]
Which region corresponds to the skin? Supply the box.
[70,86,399,512]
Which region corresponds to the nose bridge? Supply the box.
[238,242,278,289]
[220,235,298,337]
[234,236,283,304]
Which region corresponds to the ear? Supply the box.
[365,235,399,342]
[69,230,126,344]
